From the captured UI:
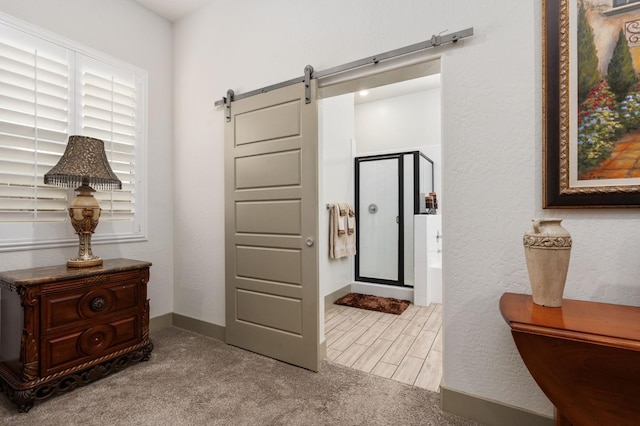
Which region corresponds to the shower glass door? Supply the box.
[356,156,400,284]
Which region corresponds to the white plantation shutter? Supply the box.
[0,16,147,250]
[79,58,139,221]
[0,28,71,222]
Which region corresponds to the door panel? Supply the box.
[235,150,301,189]
[236,246,302,284]
[236,289,302,334]
[235,200,301,235]
[235,100,301,145]
[225,82,319,371]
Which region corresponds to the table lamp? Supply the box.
[44,136,122,268]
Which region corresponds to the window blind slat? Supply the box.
[0,185,67,199]
[95,192,134,202]
[83,72,136,96]
[0,147,35,163]
[81,126,136,144]
[0,109,68,131]
[0,142,64,159]
[0,212,67,222]
[108,137,136,149]
[0,198,68,211]
[83,105,135,126]
[0,41,68,72]
[83,84,136,106]
[0,98,68,122]
[0,69,68,98]
[111,165,136,176]
[108,151,135,164]
[0,158,36,174]
[83,93,136,115]
[0,121,68,140]
[0,173,38,186]
[101,212,134,221]
[83,117,136,136]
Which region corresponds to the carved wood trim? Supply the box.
[0,342,153,413]
[18,286,39,382]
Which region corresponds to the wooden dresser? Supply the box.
[500,292,640,425]
[0,258,152,412]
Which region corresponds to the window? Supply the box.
[0,15,147,251]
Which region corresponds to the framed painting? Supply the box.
[544,0,640,207]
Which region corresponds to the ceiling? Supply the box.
[354,74,441,105]
[134,0,210,22]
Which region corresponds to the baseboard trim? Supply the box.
[149,313,173,333]
[440,386,553,426]
[324,284,351,309]
[172,313,226,342]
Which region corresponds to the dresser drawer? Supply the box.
[40,315,140,376]
[41,272,141,335]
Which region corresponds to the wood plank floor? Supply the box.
[325,302,442,392]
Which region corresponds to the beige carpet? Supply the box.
[0,327,481,426]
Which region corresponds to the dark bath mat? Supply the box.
[334,292,411,315]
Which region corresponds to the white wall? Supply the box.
[0,0,175,320]
[355,88,441,153]
[318,94,355,302]
[173,0,640,418]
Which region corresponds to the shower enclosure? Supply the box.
[355,151,434,287]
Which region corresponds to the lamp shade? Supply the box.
[44,135,122,191]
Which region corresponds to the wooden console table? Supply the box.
[0,258,152,412]
[499,292,640,426]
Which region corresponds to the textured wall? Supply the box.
[0,0,175,319]
[172,0,640,417]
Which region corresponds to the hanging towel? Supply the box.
[336,203,346,236]
[329,203,356,258]
[329,204,341,258]
[347,204,355,235]
[344,204,356,256]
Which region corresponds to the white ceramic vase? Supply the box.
[523,218,572,307]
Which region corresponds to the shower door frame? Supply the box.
[355,153,406,287]
[354,151,434,288]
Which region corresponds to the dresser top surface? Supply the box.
[0,258,152,287]
[500,292,640,343]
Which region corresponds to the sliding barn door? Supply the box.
[224,82,319,371]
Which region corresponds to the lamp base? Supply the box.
[68,186,102,269]
[67,257,103,268]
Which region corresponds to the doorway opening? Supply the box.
[318,62,444,388]
[318,61,443,306]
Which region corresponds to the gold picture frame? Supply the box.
[544,0,640,207]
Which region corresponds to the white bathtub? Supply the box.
[427,261,442,305]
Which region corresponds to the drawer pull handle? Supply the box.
[89,296,107,312]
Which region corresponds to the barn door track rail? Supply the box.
[215,27,473,121]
